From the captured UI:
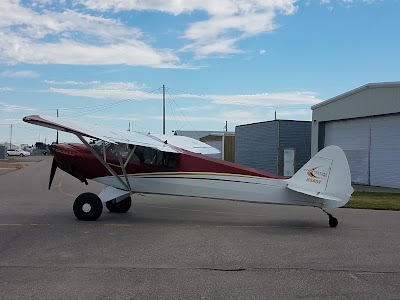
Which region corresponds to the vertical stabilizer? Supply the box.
[286,145,353,207]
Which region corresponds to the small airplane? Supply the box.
[23,115,353,227]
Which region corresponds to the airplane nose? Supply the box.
[48,144,57,154]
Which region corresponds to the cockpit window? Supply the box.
[91,141,177,168]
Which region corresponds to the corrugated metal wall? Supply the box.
[370,114,400,188]
[235,121,278,174]
[278,121,311,175]
[324,118,371,184]
[235,120,311,175]
[322,113,400,188]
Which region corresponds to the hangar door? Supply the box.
[324,118,370,185]
[370,114,400,188]
[324,114,400,188]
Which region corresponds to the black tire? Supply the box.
[329,216,338,228]
[19,153,24,157]
[106,196,132,213]
[73,192,103,221]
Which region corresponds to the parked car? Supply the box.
[7,149,30,157]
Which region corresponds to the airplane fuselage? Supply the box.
[49,143,330,208]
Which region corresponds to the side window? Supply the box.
[133,146,177,168]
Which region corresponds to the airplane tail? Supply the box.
[286,145,353,208]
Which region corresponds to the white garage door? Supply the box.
[370,114,400,188]
[324,118,370,184]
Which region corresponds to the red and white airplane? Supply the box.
[23,115,353,227]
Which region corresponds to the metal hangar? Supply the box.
[311,82,400,188]
[235,120,311,176]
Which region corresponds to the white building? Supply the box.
[311,82,400,188]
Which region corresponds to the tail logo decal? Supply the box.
[306,166,328,184]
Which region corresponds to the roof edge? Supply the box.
[236,119,311,127]
[311,81,400,110]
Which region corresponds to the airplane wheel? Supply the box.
[106,196,132,213]
[73,192,103,221]
[329,216,338,228]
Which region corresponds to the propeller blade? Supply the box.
[49,157,57,190]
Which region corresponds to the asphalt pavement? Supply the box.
[0,157,399,299]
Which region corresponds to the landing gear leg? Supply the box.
[319,208,338,228]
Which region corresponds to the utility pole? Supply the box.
[162,85,166,134]
[56,109,59,143]
[9,124,12,149]
[225,121,228,132]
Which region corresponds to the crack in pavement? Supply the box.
[0,265,399,274]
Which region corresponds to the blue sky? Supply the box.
[0,0,399,145]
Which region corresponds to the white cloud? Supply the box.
[0,87,14,91]
[0,0,299,63]
[46,81,321,107]
[259,49,266,55]
[78,0,296,15]
[0,102,37,112]
[47,80,157,100]
[0,0,184,67]
[44,80,84,85]
[182,10,280,57]
[0,70,40,78]
[0,118,24,125]
[0,31,183,68]
[175,91,321,107]
[320,0,379,7]
[49,87,157,100]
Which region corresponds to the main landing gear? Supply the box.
[319,207,338,228]
[73,193,132,221]
[106,196,132,213]
[73,193,103,221]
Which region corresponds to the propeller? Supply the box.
[48,155,57,190]
[49,109,59,190]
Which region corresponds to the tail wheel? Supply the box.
[106,196,132,213]
[73,192,103,221]
[329,216,338,228]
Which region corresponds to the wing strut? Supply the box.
[76,135,130,191]
[116,147,131,191]
[124,145,137,168]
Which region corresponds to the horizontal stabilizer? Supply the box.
[286,184,343,202]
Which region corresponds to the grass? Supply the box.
[344,191,400,211]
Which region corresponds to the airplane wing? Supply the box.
[151,134,220,155]
[23,115,220,154]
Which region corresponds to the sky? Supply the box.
[0,0,399,146]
